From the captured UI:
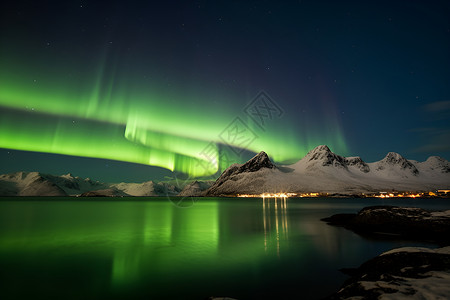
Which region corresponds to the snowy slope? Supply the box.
[205,151,281,195]
[205,145,450,196]
[0,172,68,196]
[0,172,178,196]
[289,146,449,193]
[1,146,449,196]
[111,181,179,196]
[46,173,107,195]
[179,180,213,197]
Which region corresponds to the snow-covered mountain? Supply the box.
[111,181,179,196]
[205,145,450,196]
[372,152,419,176]
[0,172,179,196]
[205,151,277,196]
[179,180,214,197]
[1,146,449,196]
[0,172,68,196]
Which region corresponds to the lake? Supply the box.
[0,197,449,300]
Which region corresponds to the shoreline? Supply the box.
[1,190,450,199]
[323,205,450,299]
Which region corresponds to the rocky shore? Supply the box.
[322,206,450,245]
[323,206,450,299]
[324,246,450,299]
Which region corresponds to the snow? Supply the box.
[340,247,450,300]
[2,145,450,196]
[381,246,450,256]
[179,180,213,196]
[112,181,158,196]
[0,171,178,196]
[431,210,450,218]
[207,145,450,195]
[0,171,67,196]
[357,271,450,300]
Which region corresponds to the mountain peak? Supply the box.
[239,151,275,172]
[304,145,346,168]
[309,145,332,154]
[425,156,448,163]
[377,152,419,175]
[205,151,276,195]
[345,156,370,173]
[422,156,450,173]
[383,152,405,162]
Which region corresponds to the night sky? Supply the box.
[1,0,449,182]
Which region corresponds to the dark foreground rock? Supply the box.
[324,247,450,299]
[322,206,450,245]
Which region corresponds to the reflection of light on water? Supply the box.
[111,202,219,291]
[275,198,279,255]
[112,248,142,289]
[263,196,267,251]
[262,197,289,256]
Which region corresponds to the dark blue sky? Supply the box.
[1,0,449,182]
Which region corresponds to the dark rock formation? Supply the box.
[238,151,275,172]
[322,206,450,245]
[324,247,450,299]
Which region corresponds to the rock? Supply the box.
[322,206,450,245]
[324,247,450,299]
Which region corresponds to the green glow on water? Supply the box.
[2,197,375,299]
[110,201,220,289]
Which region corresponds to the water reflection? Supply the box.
[2,198,445,300]
[110,201,219,291]
[262,196,289,256]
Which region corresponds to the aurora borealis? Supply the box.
[1,1,449,181]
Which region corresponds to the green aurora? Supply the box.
[0,51,348,177]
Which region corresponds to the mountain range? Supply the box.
[1,145,449,196]
[205,145,450,196]
[0,172,182,197]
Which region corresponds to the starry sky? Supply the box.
[0,0,449,183]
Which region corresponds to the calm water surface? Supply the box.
[0,197,449,300]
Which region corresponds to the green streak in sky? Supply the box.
[0,53,348,176]
[0,109,216,177]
